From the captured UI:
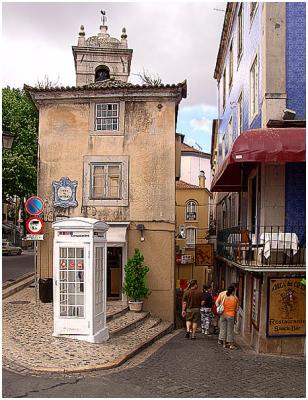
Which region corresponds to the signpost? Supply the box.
[25,196,45,304]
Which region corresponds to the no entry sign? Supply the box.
[25,196,45,215]
[26,217,44,234]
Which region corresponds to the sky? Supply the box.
[2,1,225,152]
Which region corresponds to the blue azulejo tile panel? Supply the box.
[285,162,306,245]
[286,3,306,119]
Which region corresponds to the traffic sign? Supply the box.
[25,196,45,215]
[25,234,44,241]
[26,217,44,234]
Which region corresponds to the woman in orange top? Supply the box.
[216,285,239,349]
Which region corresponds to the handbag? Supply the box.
[216,295,226,315]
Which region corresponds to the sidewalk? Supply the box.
[3,287,173,374]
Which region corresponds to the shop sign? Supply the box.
[52,177,78,208]
[267,277,306,337]
[195,244,213,266]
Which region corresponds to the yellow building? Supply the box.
[25,19,186,322]
[175,173,213,288]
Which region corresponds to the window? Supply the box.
[91,163,122,199]
[222,68,226,110]
[228,116,233,151]
[250,55,258,121]
[222,133,226,160]
[237,92,243,136]
[229,41,233,89]
[95,66,110,82]
[95,103,119,131]
[250,3,257,22]
[186,228,196,245]
[59,247,85,318]
[83,155,128,207]
[186,201,197,221]
[237,4,243,62]
[95,247,104,315]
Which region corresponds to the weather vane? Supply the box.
[101,10,107,26]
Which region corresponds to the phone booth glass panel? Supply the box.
[52,218,109,343]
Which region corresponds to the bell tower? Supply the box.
[72,12,133,86]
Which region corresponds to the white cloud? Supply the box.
[190,117,212,133]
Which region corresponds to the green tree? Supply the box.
[122,248,151,301]
[2,87,38,200]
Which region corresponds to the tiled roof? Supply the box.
[176,180,201,189]
[24,79,187,95]
[181,142,211,157]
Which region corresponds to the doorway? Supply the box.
[107,247,122,299]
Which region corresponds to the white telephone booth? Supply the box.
[52,217,109,343]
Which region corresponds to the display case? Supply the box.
[52,217,109,343]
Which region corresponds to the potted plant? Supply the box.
[122,248,151,312]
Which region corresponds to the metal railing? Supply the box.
[217,225,306,268]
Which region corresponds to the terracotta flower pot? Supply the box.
[128,301,143,312]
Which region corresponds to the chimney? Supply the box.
[199,170,205,188]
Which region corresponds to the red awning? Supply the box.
[211,128,306,192]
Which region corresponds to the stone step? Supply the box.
[108,311,150,337]
[106,302,129,322]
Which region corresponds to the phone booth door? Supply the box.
[54,243,90,335]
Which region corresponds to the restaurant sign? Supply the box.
[267,277,306,337]
[195,244,213,266]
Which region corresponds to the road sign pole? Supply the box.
[35,240,38,304]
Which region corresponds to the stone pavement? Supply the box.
[3,330,306,398]
[3,287,172,373]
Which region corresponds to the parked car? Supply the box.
[2,240,22,256]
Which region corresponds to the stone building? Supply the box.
[211,3,305,355]
[25,18,186,321]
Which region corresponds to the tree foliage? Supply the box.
[2,87,38,200]
[122,248,151,301]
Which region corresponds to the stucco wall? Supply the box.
[37,98,177,321]
[180,155,211,190]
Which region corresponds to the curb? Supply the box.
[2,273,35,299]
[15,322,174,374]
[109,312,151,338]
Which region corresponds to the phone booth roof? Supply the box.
[52,217,109,232]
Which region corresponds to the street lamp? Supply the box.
[2,131,14,149]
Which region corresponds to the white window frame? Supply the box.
[89,101,125,136]
[95,103,119,131]
[250,54,259,123]
[228,116,233,152]
[229,40,234,90]
[250,2,258,25]
[185,200,198,222]
[90,163,122,200]
[237,3,243,65]
[186,227,196,246]
[222,68,226,110]
[222,133,226,160]
[83,155,129,207]
[237,92,243,136]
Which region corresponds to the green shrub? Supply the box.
[122,248,150,301]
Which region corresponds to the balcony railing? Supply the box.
[217,225,306,269]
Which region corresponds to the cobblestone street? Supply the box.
[3,330,306,398]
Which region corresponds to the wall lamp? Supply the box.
[136,224,145,242]
[2,131,14,149]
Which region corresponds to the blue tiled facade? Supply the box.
[286,3,306,119]
[285,163,306,244]
[218,3,262,164]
